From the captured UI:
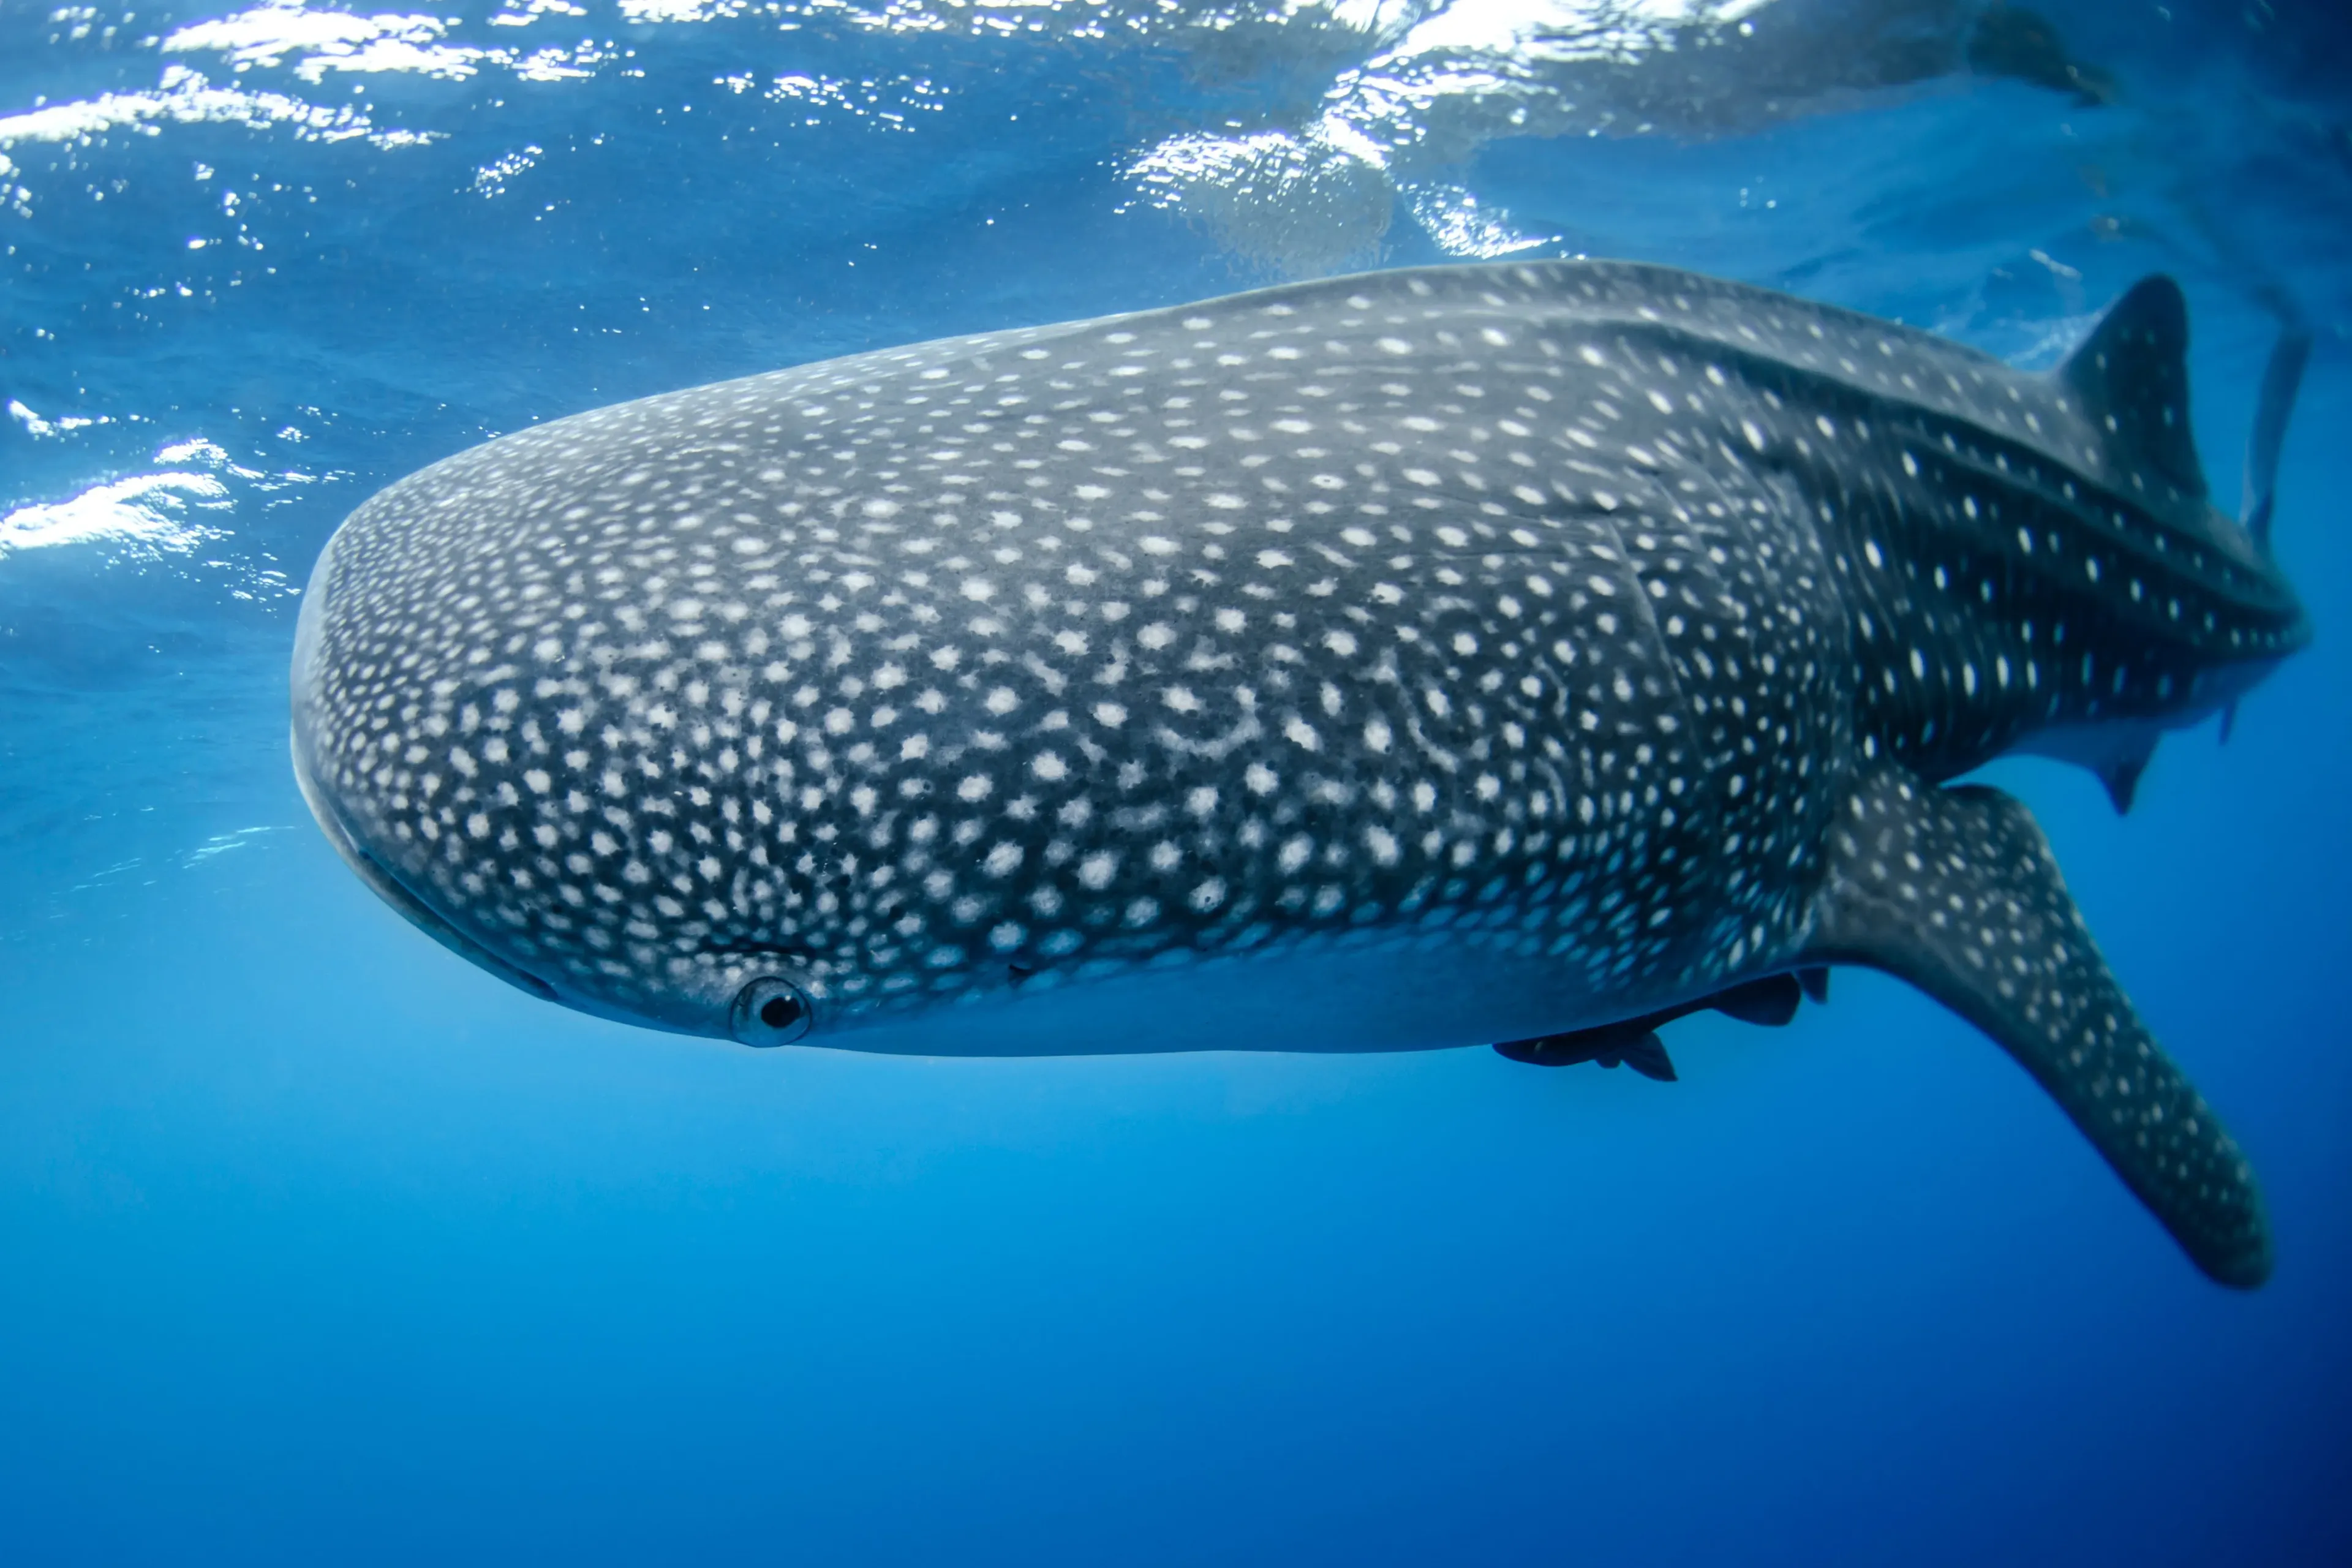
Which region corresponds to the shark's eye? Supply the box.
[730,976,813,1047]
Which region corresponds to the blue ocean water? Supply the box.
[3,0,2348,1560]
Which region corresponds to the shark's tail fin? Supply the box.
[2218,315,2310,744]
[2241,319,2311,549]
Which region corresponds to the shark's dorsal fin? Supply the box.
[2060,275,2208,502]
[1804,769,2270,1287]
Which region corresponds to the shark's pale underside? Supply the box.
[292,261,2309,1286]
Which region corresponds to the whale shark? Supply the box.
[291,260,2308,1286]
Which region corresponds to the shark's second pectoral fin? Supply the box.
[1804,769,2271,1287]
[2097,734,2157,815]
[1612,1033,1678,1082]
[1497,1019,1676,1079]
[1711,973,1803,1027]
[1494,973,1812,1077]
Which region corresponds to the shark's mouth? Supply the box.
[290,725,559,1005]
[290,527,557,1005]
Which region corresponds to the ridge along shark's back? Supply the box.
[291,259,2308,1287]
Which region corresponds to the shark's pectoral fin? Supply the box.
[1803,769,2271,1287]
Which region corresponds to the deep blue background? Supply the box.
[2,2,2347,1561]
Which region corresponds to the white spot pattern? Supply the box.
[293,259,2306,1044]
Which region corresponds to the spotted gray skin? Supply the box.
[293,260,2307,1286]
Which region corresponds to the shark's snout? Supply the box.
[292,528,563,1008]
[293,517,840,1043]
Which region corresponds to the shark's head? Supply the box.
[288,413,864,1049]
[290,298,1514,1054]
